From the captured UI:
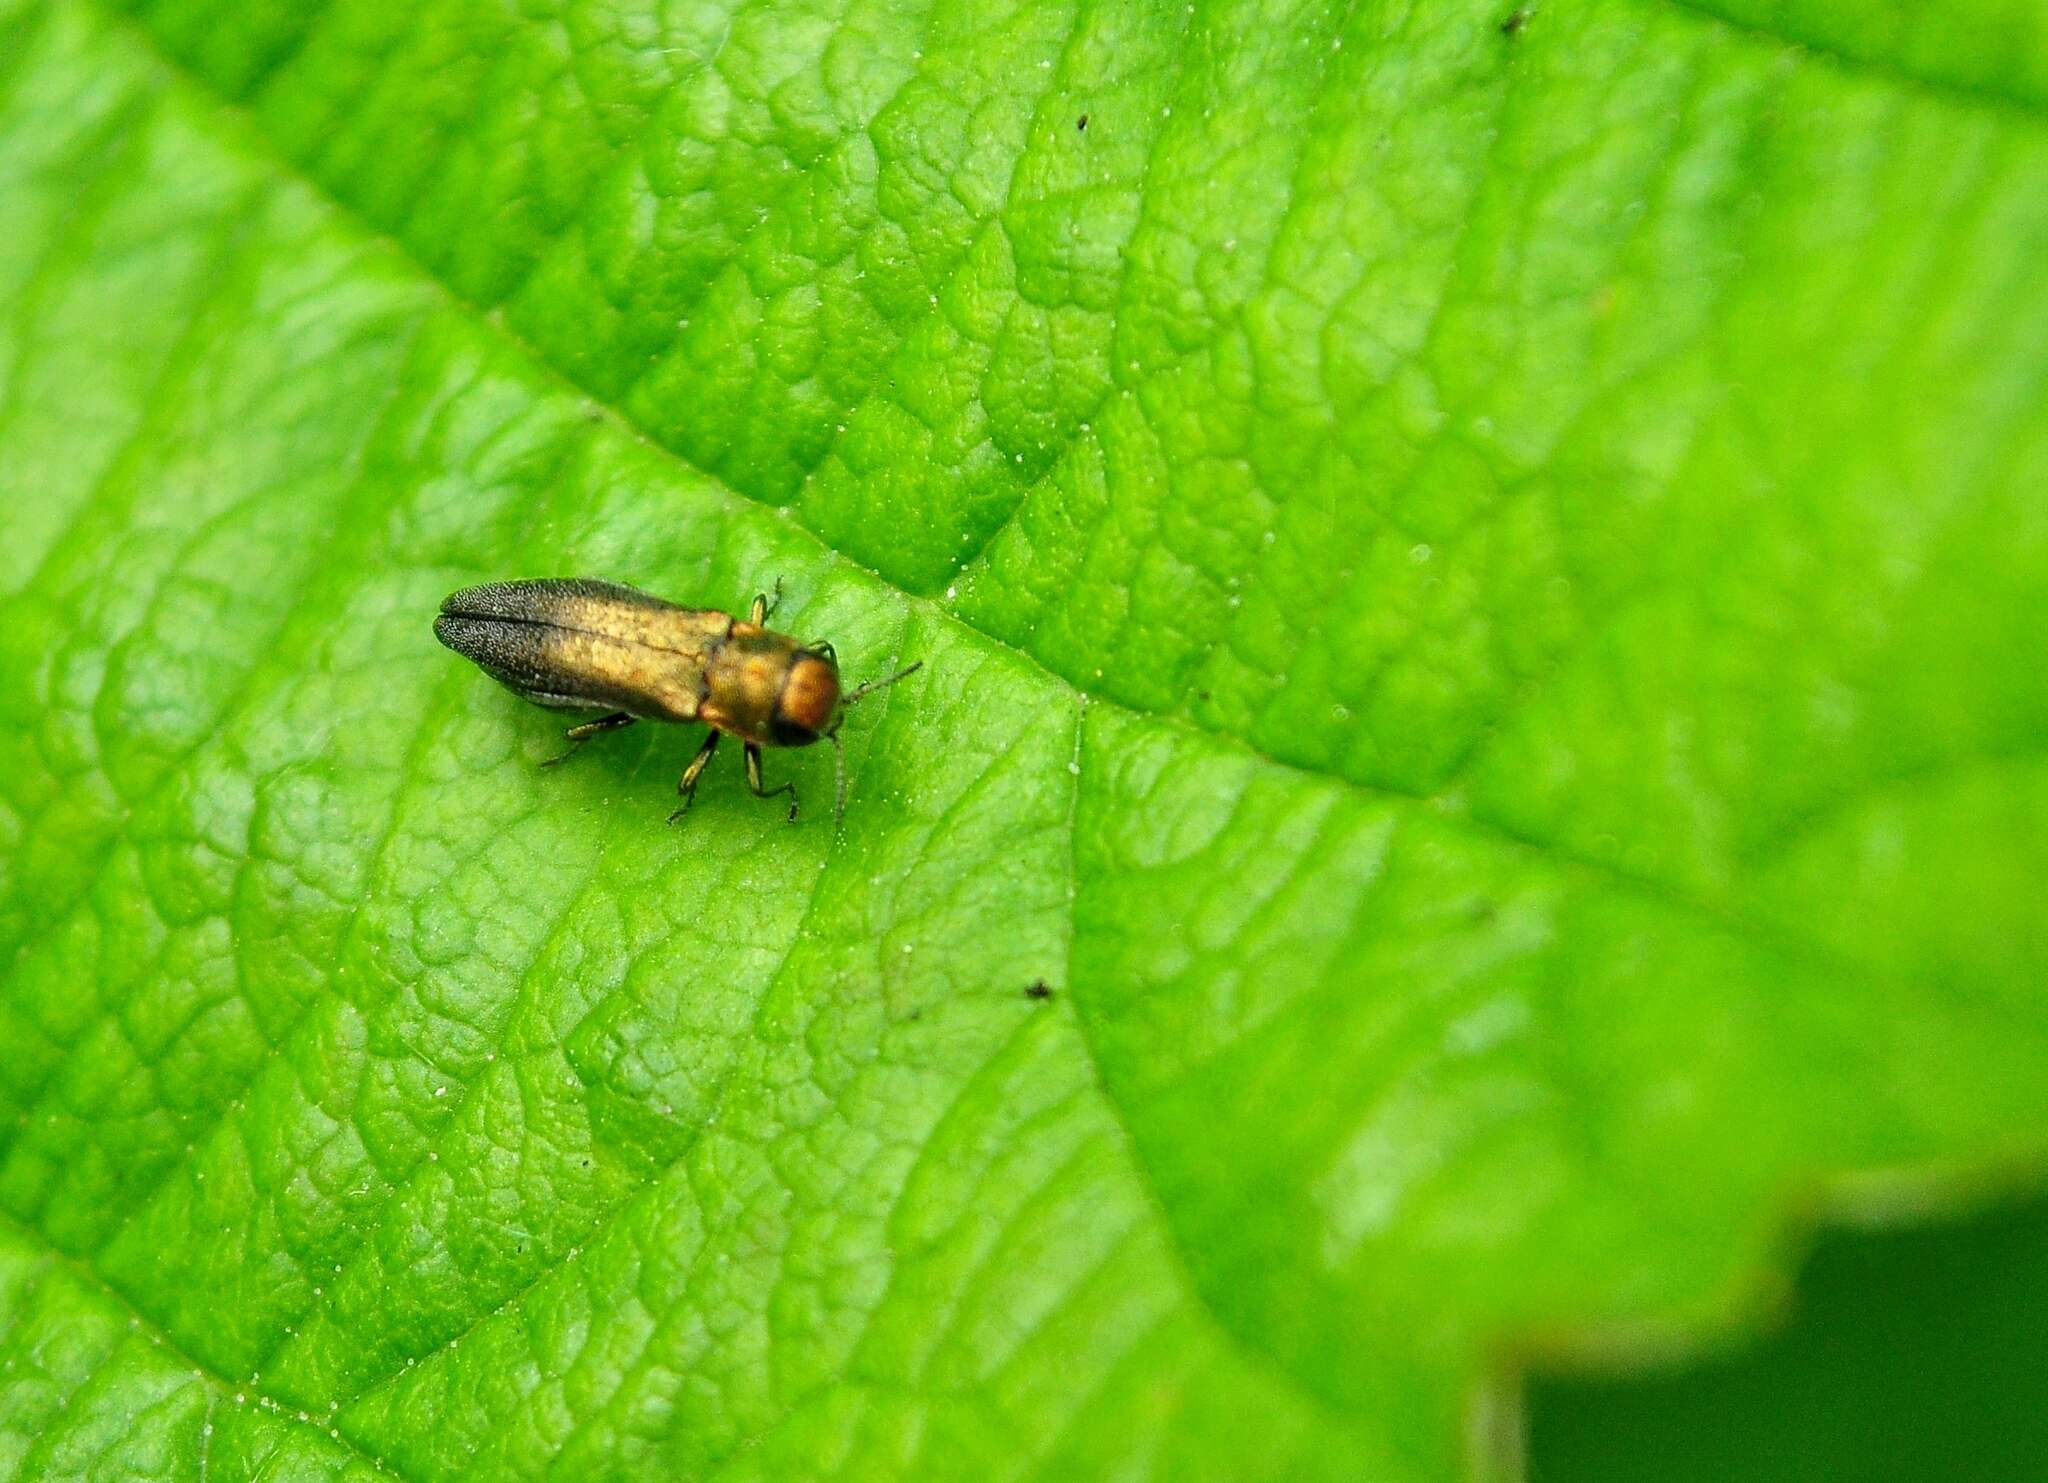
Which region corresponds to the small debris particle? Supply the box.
[1501,8,1530,36]
[1025,980,1054,1000]
[1076,113,1089,130]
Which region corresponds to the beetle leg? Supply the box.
[668,730,722,822]
[542,711,636,766]
[744,742,799,822]
[750,576,785,626]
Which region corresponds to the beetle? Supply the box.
[433,578,920,822]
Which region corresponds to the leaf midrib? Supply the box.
[1655,0,2048,120]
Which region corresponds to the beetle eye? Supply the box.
[811,641,836,662]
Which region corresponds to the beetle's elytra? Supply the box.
[434,578,920,822]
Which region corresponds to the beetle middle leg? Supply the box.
[744,742,799,822]
[668,730,722,822]
[749,577,785,626]
[542,711,636,766]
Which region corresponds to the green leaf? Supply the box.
[1,0,2044,1478]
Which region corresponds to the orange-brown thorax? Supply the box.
[698,623,841,747]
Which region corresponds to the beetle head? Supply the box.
[771,649,841,746]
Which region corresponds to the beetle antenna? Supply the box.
[831,728,848,823]
[841,660,922,708]
[827,661,922,823]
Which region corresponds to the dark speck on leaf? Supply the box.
[1500,7,1530,35]
[1077,113,1089,131]
[1025,980,1054,1000]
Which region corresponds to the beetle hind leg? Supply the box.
[744,742,799,822]
[668,730,722,823]
[542,711,636,766]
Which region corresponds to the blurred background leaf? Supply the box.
[1529,1187,2048,1482]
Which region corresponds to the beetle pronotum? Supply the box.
[433,578,920,821]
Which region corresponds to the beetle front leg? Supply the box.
[744,742,799,822]
[542,711,636,766]
[749,577,785,626]
[668,730,722,822]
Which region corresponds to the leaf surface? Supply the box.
[2,0,2045,1478]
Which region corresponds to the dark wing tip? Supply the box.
[440,577,668,621]
[432,611,478,655]
[438,582,492,618]
[439,579,530,617]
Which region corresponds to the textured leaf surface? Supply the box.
[2,0,2045,1478]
